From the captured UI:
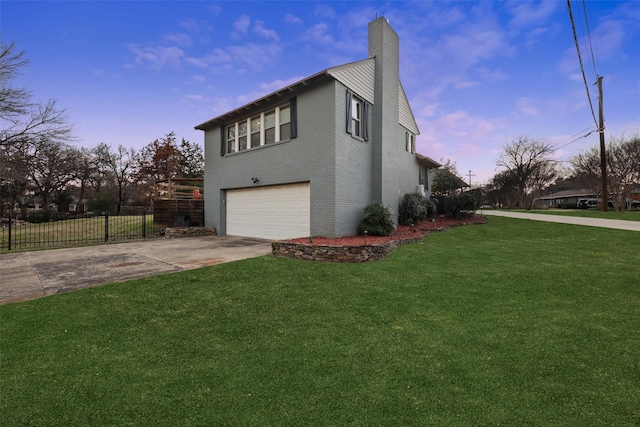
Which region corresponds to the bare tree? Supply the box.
[496,137,559,209]
[28,138,79,210]
[0,41,73,149]
[0,139,31,217]
[572,134,640,211]
[94,143,138,214]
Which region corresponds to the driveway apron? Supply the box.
[0,236,272,305]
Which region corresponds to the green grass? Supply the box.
[510,208,640,221]
[1,217,639,425]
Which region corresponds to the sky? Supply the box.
[3,0,640,185]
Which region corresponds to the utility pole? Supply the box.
[597,75,608,212]
[467,170,475,188]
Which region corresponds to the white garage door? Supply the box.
[226,182,310,240]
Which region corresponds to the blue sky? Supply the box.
[3,0,639,184]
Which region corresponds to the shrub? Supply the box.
[398,193,427,225]
[446,190,481,219]
[425,198,437,221]
[26,210,67,223]
[358,202,395,236]
[88,191,117,215]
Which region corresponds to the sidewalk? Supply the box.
[478,210,640,232]
[0,236,272,305]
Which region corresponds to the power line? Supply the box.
[581,0,598,76]
[567,0,599,129]
[550,125,598,151]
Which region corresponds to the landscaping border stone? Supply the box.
[272,235,425,262]
[164,227,216,238]
[271,216,487,262]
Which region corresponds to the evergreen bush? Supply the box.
[446,190,481,219]
[398,192,427,225]
[358,202,395,236]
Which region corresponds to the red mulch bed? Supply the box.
[286,215,486,246]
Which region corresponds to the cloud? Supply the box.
[302,23,335,45]
[477,67,510,82]
[591,19,625,59]
[314,5,335,19]
[285,13,303,25]
[508,0,558,30]
[207,4,221,16]
[234,15,251,35]
[163,32,191,47]
[184,48,232,67]
[180,19,214,34]
[259,77,305,93]
[183,94,204,102]
[228,43,282,70]
[436,28,514,67]
[254,20,279,41]
[514,97,539,117]
[127,44,184,70]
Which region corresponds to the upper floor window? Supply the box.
[280,105,291,141]
[250,116,261,148]
[227,125,236,154]
[224,100,296,155]
[346,90,369,141]
[351,97,362,138]
[406,132,415,154]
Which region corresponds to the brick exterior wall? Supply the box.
[202,17,424,239]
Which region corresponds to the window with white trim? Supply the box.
[279,105,291,141]
[224,102,293,154]
[406,132,415,154]
[351,97,362,138]
[345,90,369,141]
[227,125,236,153]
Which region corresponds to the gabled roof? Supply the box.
[195,69,333,130]
[538,189,594,200]
[416,153,441,169]
[195,57,421,135]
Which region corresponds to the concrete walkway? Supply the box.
[0,236,272,305]
[478,210,640,232]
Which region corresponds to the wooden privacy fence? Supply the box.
[155,178,204,200]
[153,179,205,228]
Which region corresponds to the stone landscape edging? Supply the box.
[271,216,487,262]
[164,227,217,238]
[271,234,426,262]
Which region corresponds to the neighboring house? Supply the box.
[538,189,595,208]
[195,17,441,240]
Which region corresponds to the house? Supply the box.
[195,17,441,240]
[537,189,595,208]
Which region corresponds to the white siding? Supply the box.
[328,58,375,103]
[399,82,420,135]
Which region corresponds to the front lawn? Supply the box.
[1,217,638,426]
[510,208,640,221]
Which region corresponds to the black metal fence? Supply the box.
[0,213,164,251]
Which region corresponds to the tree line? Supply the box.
[432,135,640,212]
[1,41,204,219]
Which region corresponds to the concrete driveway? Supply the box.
[0,236,272,305]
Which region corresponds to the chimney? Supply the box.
[369,17,400,203]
